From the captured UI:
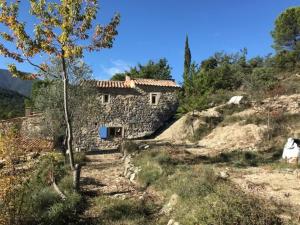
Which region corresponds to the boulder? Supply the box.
[160,194,179,216]
[282,138,300,163]
[219,171,230,179]
[228,96,244,105]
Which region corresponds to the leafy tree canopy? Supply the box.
[0,0,120,79]
[32,58,96,148]
[272,7,300,52]
[111,58,172,81]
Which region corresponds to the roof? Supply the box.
[82,77,180,89]
[132,78,180,87]
[84,80,131,88]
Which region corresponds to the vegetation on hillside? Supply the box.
[0,88,26,120]
[132,148,287,225]
[0,129,86,225]
[179,6,300,115]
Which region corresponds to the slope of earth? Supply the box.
[155,106,222,143]
[197,123,267,155]
[158,94,300,156]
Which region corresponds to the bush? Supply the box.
[178,183,283,225]
[137,162,163,187]
[74,152,86,165]
[0,153,82,225]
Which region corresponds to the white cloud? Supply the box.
[101,59,131,77]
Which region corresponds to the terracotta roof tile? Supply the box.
[83,80,131,88]
[133,78,180,87]
[82,78,180,89]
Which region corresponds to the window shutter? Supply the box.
[99,126,108,139]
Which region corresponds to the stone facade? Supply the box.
[74,79,179,150]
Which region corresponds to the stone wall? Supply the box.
[0,114,47,139]
[73,85,179,150]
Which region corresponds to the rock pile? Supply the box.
[123,154,141,182]
[160,193,178,216]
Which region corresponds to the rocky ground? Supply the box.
[78,152,160,224]
[79,153,137,221]
[231,166,300,221]
[77,144,300,224]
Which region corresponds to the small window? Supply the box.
[150,93,159,105]
[103,94,110,103]
[108,127,123,138]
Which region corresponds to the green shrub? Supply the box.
[174,183,283,225]
[2,153,83,225]
[45,192,81,225]
[35,153,68,185]
[74,152,86,165]
[58,175,74,194]
[137,162,163,187]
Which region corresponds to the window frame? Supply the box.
[150,92,160,105]
[102,94,110,104]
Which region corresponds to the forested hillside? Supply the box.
[0,88,25,120]
[0,69,33,97]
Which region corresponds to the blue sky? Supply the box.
[0,0,299,82]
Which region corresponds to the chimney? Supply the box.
[125,75,131,81]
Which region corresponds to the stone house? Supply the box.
[75,76,180,150]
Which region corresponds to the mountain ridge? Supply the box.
[0,69,33,97]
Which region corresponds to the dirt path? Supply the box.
[79,152,142,222]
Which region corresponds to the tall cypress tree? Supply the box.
[183,35,192,95]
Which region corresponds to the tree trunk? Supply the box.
[61,54,81,190]
[61,55,75,171]
[73,164,81,191]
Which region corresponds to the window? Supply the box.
[150,93,160,105]
[102,94,110,103]
[108,127,123,138]
[99,126,123,139]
